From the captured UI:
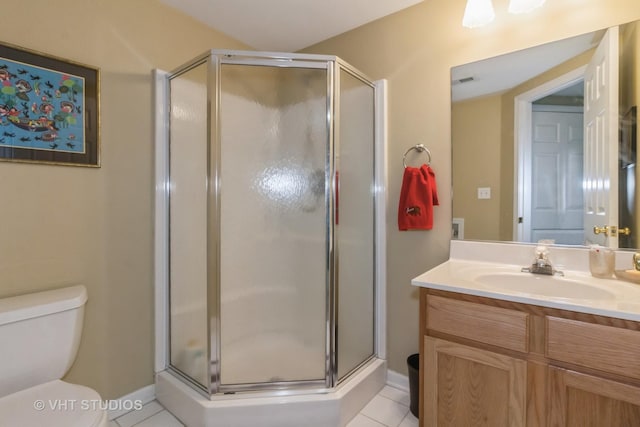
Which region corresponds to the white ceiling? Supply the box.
[451,30,604,102]
[161,0,604,101]
[159,0,424,52]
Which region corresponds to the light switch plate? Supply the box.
[478,187,491,199]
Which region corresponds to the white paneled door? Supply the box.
[583,26,619,247]
[530,109,584,245]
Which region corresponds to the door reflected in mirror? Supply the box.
[451,20,639,249]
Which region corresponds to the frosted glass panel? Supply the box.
[168,63,209,387]
[219,64,328,385]
[337,70,375,380]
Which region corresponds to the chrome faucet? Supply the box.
[521,242,564,276]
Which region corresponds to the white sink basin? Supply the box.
[412,244,640,322]
[473,272,616,300]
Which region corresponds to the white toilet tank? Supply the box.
[0,285,88,399]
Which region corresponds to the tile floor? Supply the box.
[109,385,418,427]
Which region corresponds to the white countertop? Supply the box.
[412,240,640,322]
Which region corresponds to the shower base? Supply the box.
[155,358,386,427]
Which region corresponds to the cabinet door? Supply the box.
[424,337,527,427]
[548,367,640,426]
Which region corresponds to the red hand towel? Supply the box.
[398,164,439,230]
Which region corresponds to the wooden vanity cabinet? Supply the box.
[548,367,640,426]
[546,316,640,426]
[419,288,640,427]
[424,336,527,426]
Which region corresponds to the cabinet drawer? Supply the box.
[426,295,529,353]
[547,317,640,380]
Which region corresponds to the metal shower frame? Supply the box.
[165,49,378,397]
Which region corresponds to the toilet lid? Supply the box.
[0,379,106,427]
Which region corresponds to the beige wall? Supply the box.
[303,0,640,375]
[0,0,248,399]
[452,95,502,240]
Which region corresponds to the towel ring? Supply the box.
[403,144,432,168]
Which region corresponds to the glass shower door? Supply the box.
[168,61,210,389]
[217,62,329,387]
[336,67,376,380]
[166,51,379,395]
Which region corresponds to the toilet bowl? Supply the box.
[0,285,108,426]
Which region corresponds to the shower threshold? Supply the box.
[155,358,386,427]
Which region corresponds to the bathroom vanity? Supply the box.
[413,241,640,427]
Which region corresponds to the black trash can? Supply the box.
[407,353,419,418]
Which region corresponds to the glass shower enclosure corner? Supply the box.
[165,49,378,396]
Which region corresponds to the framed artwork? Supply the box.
[0,42,99,167]
[620,106,636,168]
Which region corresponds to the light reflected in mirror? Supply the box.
[451,20,639,249]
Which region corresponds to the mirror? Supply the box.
[452,19,639,249]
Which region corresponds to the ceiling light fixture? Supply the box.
[463,0,547,28]
[462,0,496,28]
[508,0,546,14]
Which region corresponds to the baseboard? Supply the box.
[108,384,156,420]
[386,369,409,393]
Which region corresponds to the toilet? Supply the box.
[0,285,108,427]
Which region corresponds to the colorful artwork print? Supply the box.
[0,57,84,154]
[0,41,98,167]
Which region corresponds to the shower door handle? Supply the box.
[334,170,339,225]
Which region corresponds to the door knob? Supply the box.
[594,226,631,237]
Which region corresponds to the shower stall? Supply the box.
[154,50,386,427]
